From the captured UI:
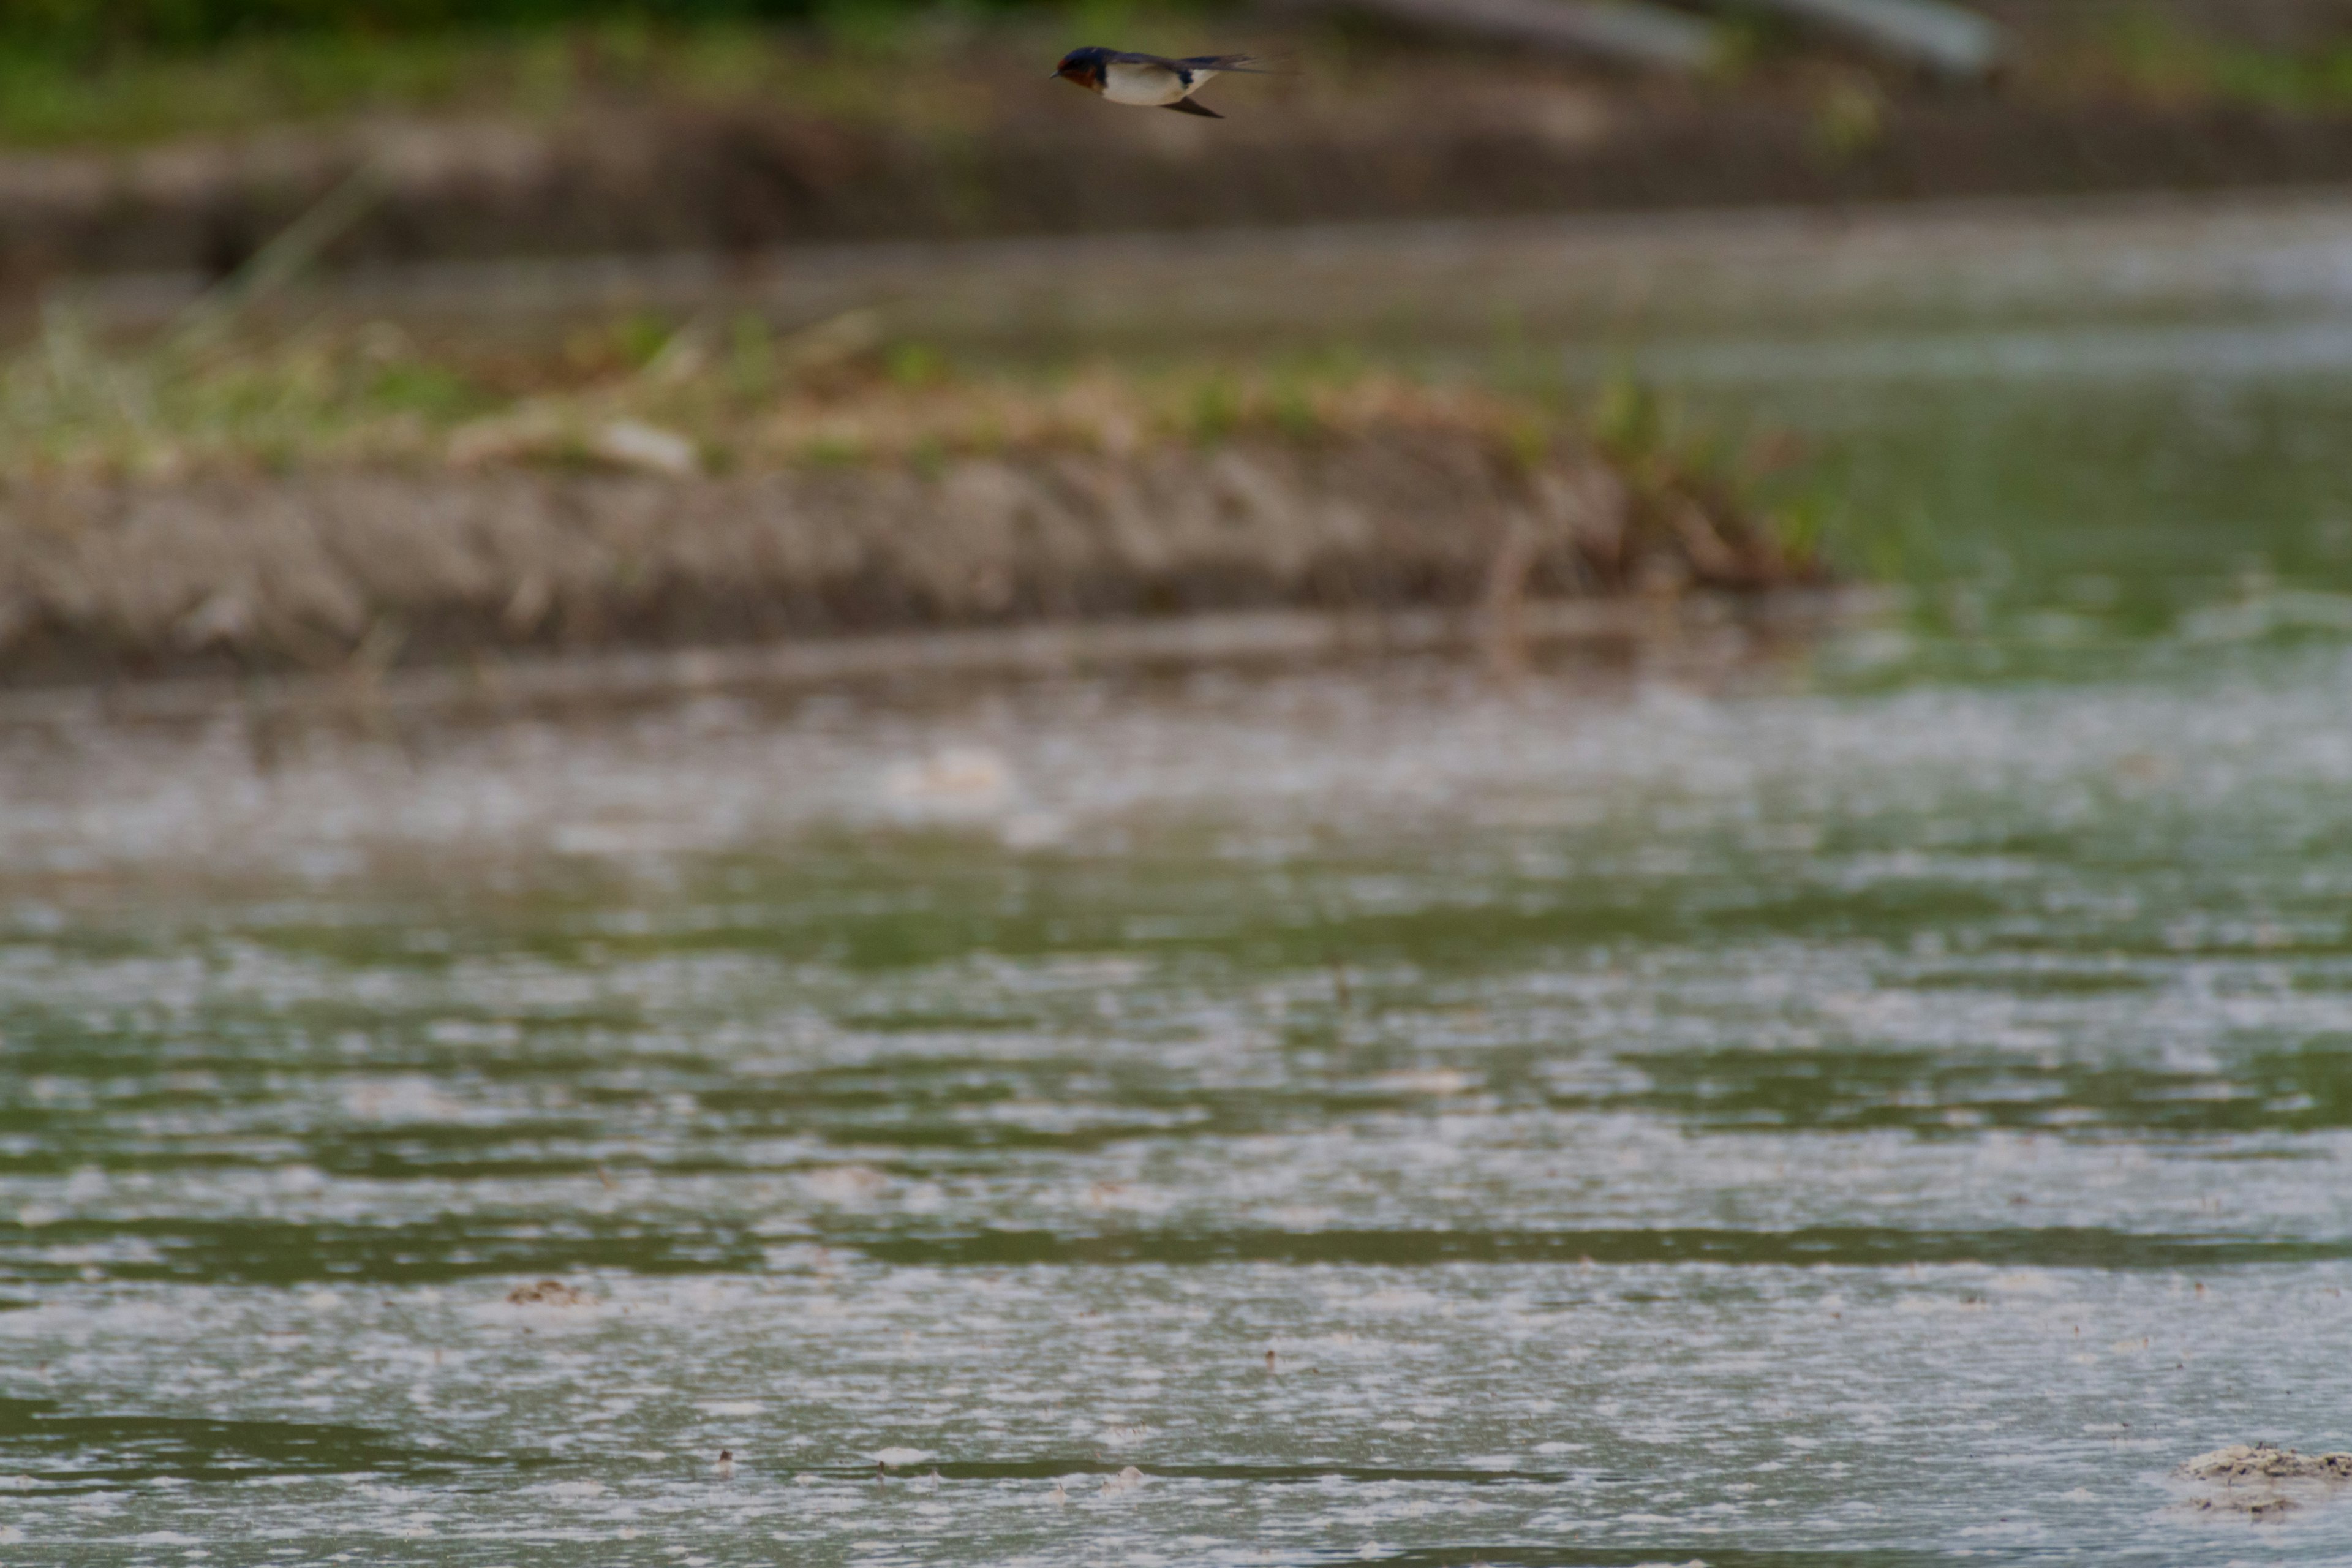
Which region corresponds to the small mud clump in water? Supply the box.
[2185,1491,2302,1519]
[505,1278,594,1306]
[2177,1444,2352,1518]
[2182,1444,2352,1483]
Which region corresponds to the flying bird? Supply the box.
[1051,47,1270,118]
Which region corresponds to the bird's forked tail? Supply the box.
[1179,53,1279,74]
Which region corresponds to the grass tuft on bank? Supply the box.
[0,309,1507,475]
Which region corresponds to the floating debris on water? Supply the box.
[802,1165,891,1203]
[1371,1067,1477,1097]
[883,748,1016,818]
[2184,1492,2301,1520]
[504,1279,594,1307]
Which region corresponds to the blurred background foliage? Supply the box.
[0,0,949,56]
[4,1,2352,141]
[0,0,1151,143]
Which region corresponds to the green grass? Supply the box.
[0,22,859,145]
[0,307,1541,478]
[2041,12,2352,114]
[2,0,897,56]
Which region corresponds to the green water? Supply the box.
[10,211,2352,1565]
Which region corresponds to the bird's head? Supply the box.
[1052,47,1110,89]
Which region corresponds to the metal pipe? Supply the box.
[1310,0,1719,71]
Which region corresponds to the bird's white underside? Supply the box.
[1101,61,1207,107]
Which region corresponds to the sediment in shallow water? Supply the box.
[2176,1444,2352,1517]
[2182,1445,2352,1484]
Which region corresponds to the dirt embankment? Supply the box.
[0,429,1814,687]
[12,81,2352,285]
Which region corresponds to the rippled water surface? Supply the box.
[12,203,2352,1566]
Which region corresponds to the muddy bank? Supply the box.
[13,90,2352,286]
[0,429,1814,687]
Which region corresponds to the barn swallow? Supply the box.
[1051,47,1270,118]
